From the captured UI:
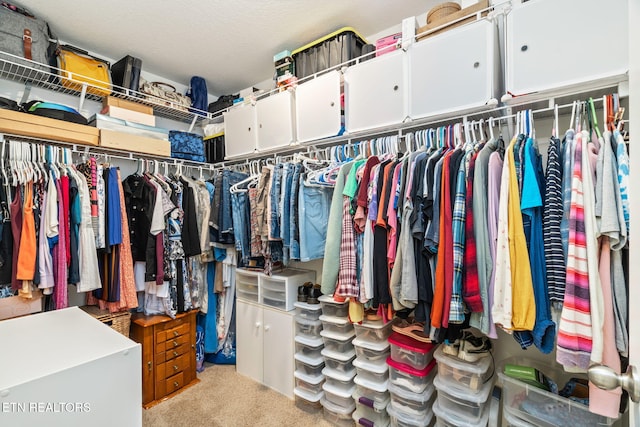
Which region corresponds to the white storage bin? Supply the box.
[320,314,355,337]
[323,366,356,391]
[433,345,493,392]
[434,374,492,425]
[387,401,435,427]
[295,369,325,395]
[318,294,350,318]
[323,380,355,409]
[354,356,389,385]
[354,319,393,343]
[388,380,435,419]
[388,332,437,370]
[294,387,324,414]
[321,330,355,354]
[432,399,489,427]
[387,357,437,394]
[353,401,390,427]
[294,301,323,321]
[354,372,390,407]
[295,335,324,360]
[322,397,356,427]
[295,358,325,378]
[353,336,391,365]
[324,352,356,373]
[236,269,260,302]
[294,315,323,338]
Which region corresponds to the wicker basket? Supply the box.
[80,305,131,337]
[427,2,462,25]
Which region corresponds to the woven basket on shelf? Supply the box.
[80,305,131,337]
[427,2,462,24]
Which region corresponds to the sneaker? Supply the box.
[457,333,492,362]
[307,284,322,304]
[442,340,461,357]
[297,282,313,302]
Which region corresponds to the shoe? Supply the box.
[442,339,461,357]
[457,332,492,362]
[307,284,322,304]
[297,282,313,302]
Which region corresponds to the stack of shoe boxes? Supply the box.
[431,333,494,426]
[293,300,325,413]
[351,320,394,426]
[385,332,438,427]
[318,295,357,426]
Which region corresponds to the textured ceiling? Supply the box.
[17,0,439,96]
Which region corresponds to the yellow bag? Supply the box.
[57,45,112,96]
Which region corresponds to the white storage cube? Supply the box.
[322,397,356,427]
[354,356,389,385]
[235,269,260,303]
[388,380,436,419]
[294,301,323,321]
[388,332,437,371]
[318,294,350,318]
[434,374,492,425]
[320,314,355,337]
[353,336,391,365]
[387,401,435,427]
[433,345,493,393]
[223,104,257,158]
[387,357,437,394]
[259,269,315,312]
[255,89,295,151]
[294,315,323,339]
[295,70,343,142]
[432,399,489,427]
[323,380,355,409]
[353,319,393,343]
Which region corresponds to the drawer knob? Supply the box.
[147,361,152,372]
[173,331,179,337]
[173,365,179,372]
[330,101,335,107]
[474,62,480,68]
[521,44,528,52]
[174,381,179,388]
[173,340,179,347]
[393,85,399,91]
[173,351,178,357]
[264,325,271,332]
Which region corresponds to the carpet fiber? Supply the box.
[143,364,337,427]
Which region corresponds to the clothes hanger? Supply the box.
[488,117,495,141]
[588,97,601,140]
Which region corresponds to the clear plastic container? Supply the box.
[503,409,536,427]
[353,336,391,365]
[321,331,355,354]
[322,397,355,427]
[353,401,390,427]
[433,345,493,392]
[295,369,325,395]
[433,374,492,424]
[323,380,355,409]
[294,301,323,321]
[320,314,355,337]
[324,352,356,373]
[387,401,435,427]
[432,399,489,427]
[353,409,390,427]
[388,380,436,419]
[353,387,390,413]
[295,335,324,360]
[353,319,393,343]
[295,358,325,378]
[388,332,437,370]
[323,366,356,391]
[354,356,389,385]
[321,346,356,363]
[387,357,437,394]
[318,294,350,318]
[294,387,323,414]
[295,315,323,338]
[354,372,390,407]
[294,349,324,367]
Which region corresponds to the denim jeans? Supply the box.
[269,164,282,240]
[289,163,302,259]
[280,163,294,245]
[231,191,250,263]
[221,170,247,244]
[299,181,333,262]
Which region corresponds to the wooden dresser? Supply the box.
[130,311,199,408]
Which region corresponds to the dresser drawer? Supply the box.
[155,333,190,354]
[156,354,190,381]
[166,372,184,394]
[156,323,190,343]
[155,344,189,364]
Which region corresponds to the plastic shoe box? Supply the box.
[295,335,324,361]
[323,365,356,391]
[387,401,435,427]
[388,332,437,370]
[353,319,393,343]
[294,301,323,321]
[295,315,323,339]
[432,399,489,427]
[387,357,437,394]
[433,374,492,425]
[295,357,325,378]
[321,396,356,427]
[354,356,389,385]
[353,336,391,365]
[318,294,349,318]
[353,409,390,427]
[433,345,493,392]
[320,314,355,337]
[294,387,323,414]
[503,409,536,427]
[295,369,325,395]
[354,373,390,407]
[320,330,355,354]
[353,400,390,427]
[323,379,355,408]
[321,345,356,364]
[388,380,436,419]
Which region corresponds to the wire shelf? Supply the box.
[0,50,213,124]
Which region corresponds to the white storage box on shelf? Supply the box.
[259,269,315,312]
[320,329,355,354]
[386,401,435,427]
[294,301,323,321]
[295,335,325,361]
[294,315,323,339]
[432,399,489,427]
[354,356,389,385]
[323,379,356,408]
[498,358,617,427]
[433,374,493,425]
[294,387,324,414]
[388,380,436,420]
[432,345,493,392]
[324,352,356,373]
[409,18,499,119]
[319,314,355,337]
[354,372,390,407]
[223,103,257,158]
[323,365,357,391]
[353,336,391,365]
[318,294,350,318]
[294,369,325,395]
[388,332,437,370]
[353,319,393,343]
[321,396,356,427]
[295,70,343,142]
[295,357,325,378]
[236,269,260,303]
[387,357,437,394]
[353,401,390,427]
[505,0,627,98]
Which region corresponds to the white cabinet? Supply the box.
[256,90,296,151]
[236,299,295,398]
[223,104,257,158]
[409,19,498,118]
[344,49,407,133]
[506,0,628,96]
[296,70,343,142]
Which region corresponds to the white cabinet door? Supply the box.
[344,50,406,133]
[224,105,257,158]
[410,20,497,118]
[262,307,294,398]
[296,70,343,143]
[256,90,295,151]
[236,300,263,383]
[506,0,628,95]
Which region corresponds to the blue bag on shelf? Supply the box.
[187,76,208,115]
[169,130,205,162]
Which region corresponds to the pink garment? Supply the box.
[485,151,503,339]
[386,163,402,266]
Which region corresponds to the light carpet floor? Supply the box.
[143,363,337,427]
